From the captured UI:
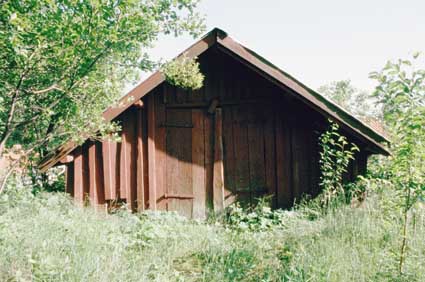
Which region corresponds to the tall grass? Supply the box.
[1,183,425,281]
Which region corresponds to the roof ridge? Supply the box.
[39,27,390,172]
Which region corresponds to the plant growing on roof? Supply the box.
[161,55,205,90]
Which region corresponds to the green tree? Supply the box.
[370,53,425,275]
[318,80,380,120]
[0,0,205,169]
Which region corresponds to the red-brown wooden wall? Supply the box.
[64,48,369,218]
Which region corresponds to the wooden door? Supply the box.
[159,108,210,218]
[156,102,279,217]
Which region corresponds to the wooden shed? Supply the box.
[39,28,389,218]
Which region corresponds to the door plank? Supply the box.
[213,108,225,212]
[192,109,206,219]
[232,105,250,205]
[204,113,214,211]
[222,106,236,196]
[247,109,266,204]
[166,108,193,217]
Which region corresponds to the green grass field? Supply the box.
[1,184,424,282]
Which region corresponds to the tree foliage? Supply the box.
[370,54,425,208]
[318,80,381,121]
[0,0,205,165]
[370,53,425,274]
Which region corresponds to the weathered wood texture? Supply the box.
[64,48,370,217]
[213,108,225,212]
[136,104,149,211]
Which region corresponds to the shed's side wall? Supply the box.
[65,105,149,211]
[64,48,370,216]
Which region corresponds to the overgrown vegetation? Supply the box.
[369,53,425,275]
[318,120,359,208]
[0,54,424,281]
[2,178,425,282]
[1,1,424,281]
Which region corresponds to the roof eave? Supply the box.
[38,27,390,172]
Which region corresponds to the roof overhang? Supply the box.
[39,28,390,172]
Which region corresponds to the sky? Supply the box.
[146,0,425,93]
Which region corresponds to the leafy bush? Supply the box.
[161,56,205,90]
[224,197,297,232]
[318,120,359,208]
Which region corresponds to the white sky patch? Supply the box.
[125,0,425,96]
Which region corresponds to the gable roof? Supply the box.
[39,28,390,172]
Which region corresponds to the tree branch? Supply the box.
[30,84,65,95]
[0,51,38,150]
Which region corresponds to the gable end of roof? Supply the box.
[38,27,389,172]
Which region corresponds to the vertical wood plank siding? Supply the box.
[147,94,157,210]
[213,108,225,212]
[192,109,207,218]
[65,162,74,197]
[136,106,149,211]
[64,48,370,217]
[102,140,118,200]
[73,147,84,202]
[154,90,167,211]
[88,142,105,206]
